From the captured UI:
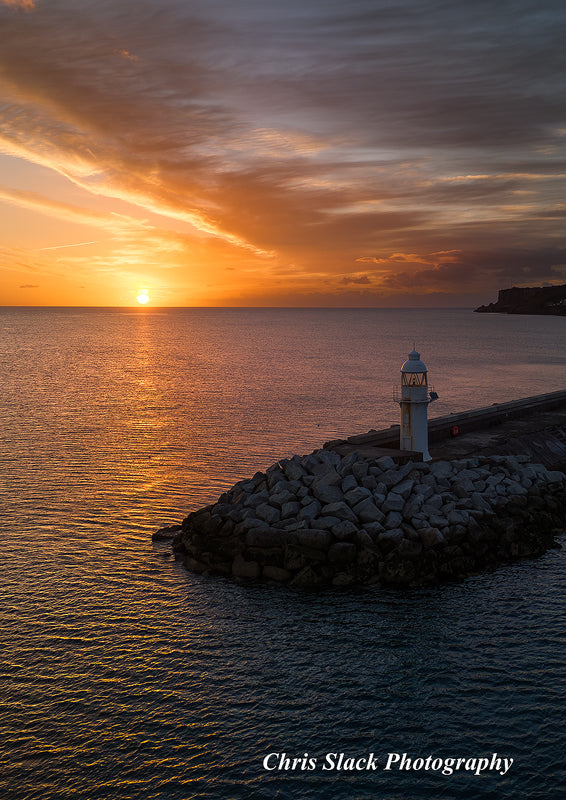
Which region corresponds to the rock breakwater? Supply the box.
[168,450,566,590]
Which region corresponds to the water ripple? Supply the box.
[2,309,566,798]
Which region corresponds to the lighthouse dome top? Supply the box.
[401,349,427,373]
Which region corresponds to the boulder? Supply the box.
[447,510,468,526]
[377,528,404,552]
[391,479,414,499]
[184,556,211,574]
[284,546,309,571]
[246,545,284,566]
[385,511,403,529]
[317,449,341,468]
[341,475,358,493]
[315,515,342,530]
[340,451,361,473]
[321,501,359,523]
[345,486,372,507]
[356,530,374,547]
[380,555,416,585]
[301,454,329,477]
[232,555,261,579]
[381,468,406,489]
[263,565,292,582]
[422,494,442,512]
[256,503,281,525]
[428,513,448,529]
[289,566,321,590]
[266,470,287,491]
[281,458,306,482]
[244,490,270,508]
[328,542,357,564]
[298,500,322,521]
[398,539,423,559]
[353,498,385,524]
[505,480,528,496]
[452,480,473,498]
[276,519,300,531]
[244,528,284,548]
[421,474,439,490]
[414,484,434,501]
[352,460,369,480]
[269,489,296,508]
[332,572,355,587]
[293,529,332,550]
[363,521,386,538]
[382,492,405,513]
[240,516,270,532]
[281,500,301,518]
[403,494,424,519]
[312,482,343,505]
[430,461,453,479]
[314,467,342,487]
[152,524,182,541]
[332,520,359,540]
[419,527,444,548]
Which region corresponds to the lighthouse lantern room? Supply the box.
[397,349,437,461]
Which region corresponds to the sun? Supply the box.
[136,290,150,305]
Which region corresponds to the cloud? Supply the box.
[346,248,566,297]
[0,0,565,304]
[19,283,38,288]
[340,274,371,285]
[1,0,35,10]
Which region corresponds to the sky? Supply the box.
[1,0,566,307]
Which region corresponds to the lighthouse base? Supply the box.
[399,399,431,461]
[401,438,431,461]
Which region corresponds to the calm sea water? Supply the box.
[1,307,565,800]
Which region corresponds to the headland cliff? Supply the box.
[475,284,566,315]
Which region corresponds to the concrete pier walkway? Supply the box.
[325,389,566,467]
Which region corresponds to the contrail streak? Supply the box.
[37,241,98,251]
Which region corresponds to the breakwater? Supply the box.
[159,392,566,590]
[325,388,566,455]
[165,446,566,590]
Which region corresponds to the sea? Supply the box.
[1,307,565,800]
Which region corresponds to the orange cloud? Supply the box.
[116,49,139,62]
[1,0,35,10]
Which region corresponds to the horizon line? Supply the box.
[0,304,478,310]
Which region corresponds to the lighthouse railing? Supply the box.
[393,385,437,404]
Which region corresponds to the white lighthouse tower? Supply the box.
[397,348,437,461]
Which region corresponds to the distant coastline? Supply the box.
[475,284,566,315]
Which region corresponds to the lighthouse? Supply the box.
[397,349,437,461]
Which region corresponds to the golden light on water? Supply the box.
[136,290,150,305]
